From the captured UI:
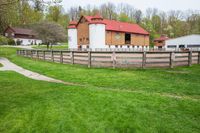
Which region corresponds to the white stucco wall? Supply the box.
[14,38,42,45]
[165,34,200,49]
[89,24,106,49]
[68,29,77,49]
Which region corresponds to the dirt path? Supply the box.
[0,57,77,85]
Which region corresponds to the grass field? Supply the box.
[0,47,200,133]
[32,43,68,50]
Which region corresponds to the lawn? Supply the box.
[32,43,68,50]
[0,47,200,133]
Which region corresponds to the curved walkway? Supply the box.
[0,57,76,85]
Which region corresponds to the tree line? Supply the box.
[0,1,200,45]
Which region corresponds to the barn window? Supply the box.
[125,33,131,44]
[167,45,176,48]
[179,45,185,48]
[115,33,121,40]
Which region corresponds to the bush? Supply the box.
[16,39,21,45]
[7,38,15,45]
[0,35,8,45]
[0,36,16,45]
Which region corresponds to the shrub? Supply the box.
[7,38,15,45]
[0,35,8,45]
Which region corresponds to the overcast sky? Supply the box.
[61,0,200,12]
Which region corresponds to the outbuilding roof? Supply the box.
[69,15,149,35]
[154,35,169,41]
[4,27,36,36]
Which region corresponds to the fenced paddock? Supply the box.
[17,49,200,69]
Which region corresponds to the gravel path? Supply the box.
[0,57,76,85]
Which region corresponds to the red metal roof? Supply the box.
[154,35,169,41]
[68,21,78,29]
[84,16,149,35]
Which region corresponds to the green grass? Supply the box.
[0,47,200,133]
[32,43,68,50]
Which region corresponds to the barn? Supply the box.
[68,14,149,50]
[165,34,200,50]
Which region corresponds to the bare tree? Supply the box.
[135,10,142,24]
[100,3,116,20]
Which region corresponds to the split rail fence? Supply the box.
[17,50,200,69]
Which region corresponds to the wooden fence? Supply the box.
[17,49,200,69]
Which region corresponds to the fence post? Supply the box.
[142,51,146,69]
[60,51,63,63]
[30,50,33,58]
[88,51,91,68]
[198,52,200,64]
[112,51,116,69]
[51,50,54,62]
[25,50,28,57]
[188,51,192,66]
[170,52,175,68]
[36,50,39,59]
[43,51,45,60]
[70,51,74,64]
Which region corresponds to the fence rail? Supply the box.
[17,49,200,69]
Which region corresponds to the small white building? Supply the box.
[4,26,42,46]
[165,34,200,50]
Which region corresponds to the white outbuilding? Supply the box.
[165,34,200,50]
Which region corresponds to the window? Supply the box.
[125,33,131,44]
[167,45,176,48]
[179,45,185,48]
[115,33,121,40]
[187,45,200,48]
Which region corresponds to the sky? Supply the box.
[61,0,200,12]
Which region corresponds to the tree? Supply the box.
[119,13,132,22]
[135,10,142,24]
[0,0,20,33]
[33,21,67,49]
[100,3,117,20]
[46,5,62,22]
